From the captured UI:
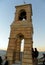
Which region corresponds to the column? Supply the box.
[15,38,21,61]
[22,38,33,65]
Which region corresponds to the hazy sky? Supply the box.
[0,0,45,51]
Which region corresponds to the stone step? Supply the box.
[12,64,20,65]
[12,61,21,65]
[12,61,43,65]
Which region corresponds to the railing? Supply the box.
[38,58,45,65]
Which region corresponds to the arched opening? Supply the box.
[18,9,26,21]
[20,39,24,52]
[13,33,24,63]
[16,33,24,52]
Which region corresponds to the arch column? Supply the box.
[7,38,17,65]
[22,38,33,65]
[15,38,21,61]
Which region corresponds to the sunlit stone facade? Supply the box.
[7,4,33,65]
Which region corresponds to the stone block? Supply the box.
[22,58,32,63]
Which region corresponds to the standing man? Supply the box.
[34,48,39,65]
[3,56,9,65]
[0,56,2,65]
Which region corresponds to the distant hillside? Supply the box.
[0,50,45,59]
[0,50,6,56]
[38,51,45,58]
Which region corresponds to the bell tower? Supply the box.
[7,4,33,65]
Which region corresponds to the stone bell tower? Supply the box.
[7,4,33,65]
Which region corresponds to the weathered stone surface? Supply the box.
[7,4,33,65]
[22,63,33,65]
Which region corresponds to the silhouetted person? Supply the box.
[0,56,2,65]
[34,48,39,65]
[32,48,34,59]
[40,53,45,65]
[32,48,35,65]
[43,54,45,65]
[3,56,9,65]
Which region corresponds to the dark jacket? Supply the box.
[4,60,9,65]
[0,56,2,65]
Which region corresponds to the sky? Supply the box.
[0,0,45,51]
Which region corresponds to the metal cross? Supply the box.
[23,0,26,4]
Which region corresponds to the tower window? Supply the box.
[19,9,26,21]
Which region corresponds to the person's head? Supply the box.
[5,56,7,60]
[0,56,2,59]
[0,56,1,58]
[43,53,45,57]
[35,48,37,51]
[32,48,34,51]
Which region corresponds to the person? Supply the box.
[3,56,9,65]
[34,48,39,65]
[0,56,2,65]
[40,53,45,65]
[32,48,35,65]
[43,54,45,65]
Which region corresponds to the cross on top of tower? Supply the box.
[23,0,26,4]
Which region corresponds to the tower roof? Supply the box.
[15,4,32,8]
